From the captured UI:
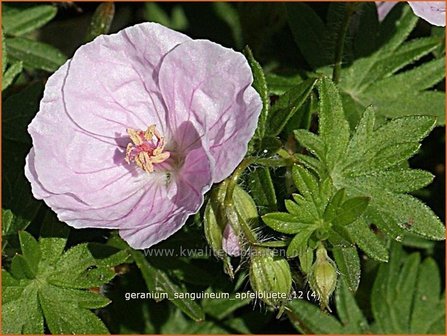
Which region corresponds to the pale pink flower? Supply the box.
[408,1,445,26]
[25,23,261,249]
[376,1,445,26]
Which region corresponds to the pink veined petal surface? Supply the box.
[25,22,261,249]
[26,23,192,227]
[376,1,446,26]
[26,63,150,228]
[408,1,446,26]
[119,144,213,249]
[63,22,191,141]
[158,39,262,182]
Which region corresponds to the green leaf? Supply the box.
[39,286,109,334]
[377,3,418,54]
[284,93,314,134]
[244,46,269,139]
[50,243,96,276]
[324,189,346,221]
[132,250,205,322]
[246,167,277,215]
[292,165,319,199]
[265,72,303,95]
[317,77,350,169]
[346,218,388,262]
[3,5,57,36]
[410,258,444,333]
[371,115,435,154]
[144,2,171,26]
[432,26,445,58]
[287,299,344,334]
[268,78,317,136]
[286,229,313,258]
[2,269,28,304]
[349,169,434,193]
[333,197,369,226]
[48,242,128,289]
[285,3,330,68]
[2,61,22,90]
[366,37,440,85]
[39,212,69,266]
[371,245,420,333]
[288,243,445,334]
[368,57,445,95]
[298,246,314,274]
[365,207,406,243]
[85,3,115,42]
[202,289,251,319]
[5,37,66,72]
[339,3,444,125]
[41,284,110,310]
[51,266,116,289]
[363,90,445,124]
[2,282,44,334]
[334,278,369,333]
[294,129,325,161]
[345,106,375,163]
[373,191,445,240]
[18,231,41,275]
[11,254,35,279]
[87,243,131,268]
[144,3,188,30]
[262,212,311,234]
[3,231,118,334]
[332,246,360,292]
[2,209,30,243]
[302,83,443,246]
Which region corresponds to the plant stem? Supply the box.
[223,155,293,208]
[332,4,356,84]
[223,157,255,208]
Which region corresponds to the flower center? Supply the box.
[125,125,170,173]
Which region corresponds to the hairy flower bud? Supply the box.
[308,245,337,311]
[204,184,257,258]
[249,247,292,308]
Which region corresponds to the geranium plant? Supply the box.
[2,2,445,335]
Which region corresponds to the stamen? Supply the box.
[125,125,170,173]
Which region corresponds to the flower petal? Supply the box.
[158,40,262,182]
[119,143,213,249]
[27,62,151,211]
[62,23,191,140]
[375,2,397,21]
[408,1,445,26]
[26,147,148,228]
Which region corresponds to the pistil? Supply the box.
[125,125,170,173]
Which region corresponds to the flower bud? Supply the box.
[308,245,337,311]
[249,247,292,308]
[222,223,241,257]
[204,184,257,259]
[204,184,227,259]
